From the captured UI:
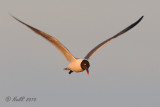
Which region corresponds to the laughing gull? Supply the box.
[11,15,143,75]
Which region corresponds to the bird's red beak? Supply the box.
[86,68,89,75]
[83,64,89,75]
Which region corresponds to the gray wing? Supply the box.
[84,16,143,60]
[11,15,76,63]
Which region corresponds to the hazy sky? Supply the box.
[0,0,160,107]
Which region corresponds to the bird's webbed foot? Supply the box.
[69,70,73,74]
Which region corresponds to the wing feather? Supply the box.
[11,15,76,63]
[84,16,143,59]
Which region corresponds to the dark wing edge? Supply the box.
[11,15,76,62]
[84,16,144,60]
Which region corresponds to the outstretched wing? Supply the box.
[11,15,76,63]
[84,16,143,60]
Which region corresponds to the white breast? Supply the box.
[67,59,83,72]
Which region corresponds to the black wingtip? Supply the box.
[10,14,24,25]
[139,16,144,21]
[133,16,144,27]
[136,16,144,24]
[9,13,17,20]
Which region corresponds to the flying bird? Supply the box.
[11,15,143,75]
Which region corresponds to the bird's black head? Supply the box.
[81,60,90,75]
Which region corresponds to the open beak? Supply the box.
[85,68,89,75]
[83,65,89,75]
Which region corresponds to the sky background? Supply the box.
[0,0,160,107]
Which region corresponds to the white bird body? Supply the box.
[66,59,84,72]
[11,15,143,75]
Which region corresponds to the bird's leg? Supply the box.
[64,68,73,74]
[69,70,73,74]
